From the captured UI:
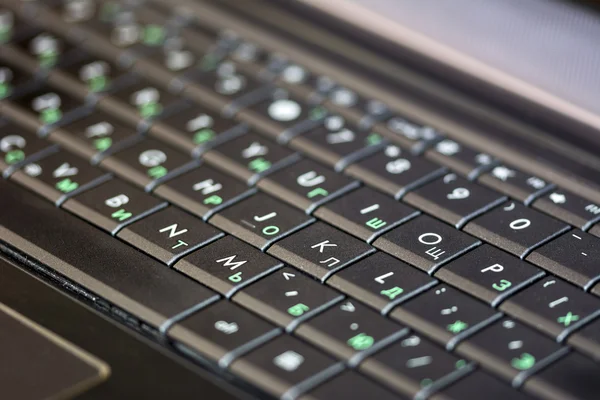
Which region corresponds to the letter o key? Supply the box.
[418,233,442,245]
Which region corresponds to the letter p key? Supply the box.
[481,263,504,273]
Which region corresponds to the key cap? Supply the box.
[13,31,67,71]
[117,206,223,265]
[153,164,253,219]
[203,132,297,185]
[11,149,109,204]
[359,333,472,398]
[11,85,89,133]
[500,276,600,341]
[184,61,271,116]
[104,81,182,126]
[464,201,569,259]
[229,335,340,399]
[150,103,246,156]
[238,87,325,142]
[62,178,167,234]
[315,187,420,243]
[173,236,283,297]
[403,173,506,228]
[232,267,344,329]
[425,139,497,179]
[258,158,359,213]
[588,223,600,239]
[167,300,279,367]
[274,63,336,103]
[100,138,192,190]
[0,180,220,328]
[323,90,392,129]
[268,222,375,281]
[295,299,408,363]
[298,371,404,400]
[390,284,501,348]
[524,353,600,400]
[290,114,385,170]
[49,111,138,162]
[0,54,39,98]
[456,317,565,384]
[431,371,534,400]
[374,215,480,274]
[526,230,600,289]
[0,121,55,177]
[377,116,441,152]
[59,54,131,95]
[0,10,38,45]
[210,192,314,250]
[479,165,553,204]
[345,144,446,199]
[436,245,545,306]
[567,318,600,360]
[327,252,437,313]
[533,190,600,230]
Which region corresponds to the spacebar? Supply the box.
[0,180,219,329]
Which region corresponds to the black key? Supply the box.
[290,114,385,170]
[100,138,192,190]
[464,201,570,259]
[567,319,600,360]
[13,31,66,70]
[296,299,408,363]
[274,63,336,103]
[106,82,182,124]
[315,187,420,243]
[404,173,506,228]
[268,222,375,281]
[323,88,392,128]
[12,86,88,133]
[456,317,566,384]
[150,103,246,156]
[232,267,344,329]
[258,158,359,213]
[0,121,54,176]
[527,230,600,289]
[11,149,109,204]
[49,111,138,162]
[62,178,167,234]
[436,245,545,306]
[376,116,441,152]
[500,276,600,341]
[60,55,131,95]
[209,192,314,250]
[346,144,446,199]
[154,164,253,219]
[298,371,404,400]
[117,206,223,265]
[167,301,279,367]
[327,252,437,313]
[0,56,38,98]
[239,87,325,142]
[203,132,298,184]
[0,10,38,45]
[524,353,600,400]
[425,139,497,179]
[374,215,480,274]
[533,190,600,230]
[359,333,472,398]
[431,371,534,400]
[174,236,283,297]
[0,180,220,329]
[185,61,271,115]
[390,284,501,348]
[478,165,553,204]
[229,335,340,399]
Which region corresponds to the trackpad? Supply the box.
[0,303,110,400]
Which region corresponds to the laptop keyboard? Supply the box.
[2,1,600,399]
